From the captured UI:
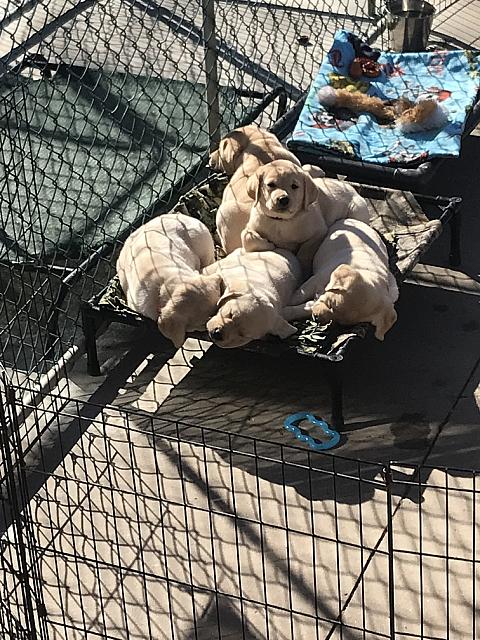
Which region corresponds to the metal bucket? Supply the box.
[386,0,435,52]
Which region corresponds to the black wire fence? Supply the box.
[0,2,476,639]
[0,377,479,640]
[0,0,378,386]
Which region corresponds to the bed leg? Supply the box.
[449,210,462,268]
[326,362,345,431]
[82,308,101,376]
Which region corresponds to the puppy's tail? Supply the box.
[283,301,314,321]
[289,276,320,305]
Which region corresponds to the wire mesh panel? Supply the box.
[0,378,49,640]
[0,379,392,639]
[387,465,480,640]
[0,0,377,386]
[1,378,479,639]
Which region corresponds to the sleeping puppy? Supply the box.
[241,160,371,271]
[284,218,398,341]
[203,248,301,348]
[209,124,300,176]
[117,213,223,348]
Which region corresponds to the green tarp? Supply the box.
[0,68,246,262]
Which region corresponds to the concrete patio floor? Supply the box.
[17,132,478,640]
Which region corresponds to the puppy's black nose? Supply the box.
[209,328,223,341]
[277,195,290,208]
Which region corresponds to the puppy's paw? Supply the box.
[158,317,186,349]
[241,228,275,253]
[311,298,333,323]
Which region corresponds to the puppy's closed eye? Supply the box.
[266,181,276,189]
[291,183,299,190]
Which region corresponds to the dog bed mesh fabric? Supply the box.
[93,173,443,360]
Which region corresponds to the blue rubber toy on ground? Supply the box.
[283,412,341,451]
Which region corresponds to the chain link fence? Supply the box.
[0,0,379,387]
[0,0,466,386]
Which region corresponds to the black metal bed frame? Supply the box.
[80,183,462,431]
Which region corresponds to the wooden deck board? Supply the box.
[0,0,367,92]
[1,0,475,98]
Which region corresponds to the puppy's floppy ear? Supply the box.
[157,303,186,349]
[217,288,243,308]
[220,138,236,166]
[302,171,319,209]
[218,133,246,172]
[271,314,297,339]
[325,264,360,293]
[371,304,397,341]
[208,148,221,170]
[246,171,261,203]
[201,272,225,297]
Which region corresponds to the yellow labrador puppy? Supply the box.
[241,160,370,265]
[117,213,223,348]
[203,248,301,348]
[212,125,325,254]
[209,124,300,176]
[216,161,325,255]
[284,218,398,340]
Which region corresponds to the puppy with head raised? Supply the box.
[214,126,307,255]
[241,160,371,271]
[240,160,329,259]
[203,248,301,348]
[216,161,326,255]
[284,218,398,340]
[117,213,223,348]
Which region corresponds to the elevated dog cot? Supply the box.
[81,172,462,431]
[282,32,480,192]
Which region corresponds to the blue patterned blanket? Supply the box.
[287,30,480,164]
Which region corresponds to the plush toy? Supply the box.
[349,57,382,79]
[395,97,449,134]
[317,85,449,132]
[346,33,381,62]
[328,72,369,93]
[318,85,395,122]
[345,34,383,79]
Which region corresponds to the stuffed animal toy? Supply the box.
[394,96,449,133]
[317,85,449,132]
[318,85,395,122]
[346,33,383,79]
